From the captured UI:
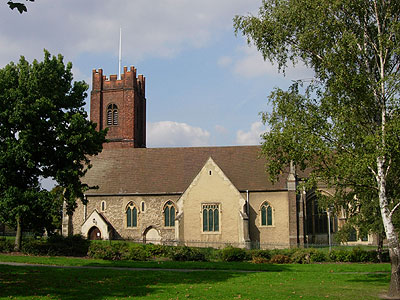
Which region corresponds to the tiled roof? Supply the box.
[84,145,289,195]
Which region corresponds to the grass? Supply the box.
[0,254,391,300]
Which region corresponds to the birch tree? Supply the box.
[234,0,400,296]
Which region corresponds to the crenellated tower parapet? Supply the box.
[90,66,146,149]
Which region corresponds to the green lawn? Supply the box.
[0,254,391,300]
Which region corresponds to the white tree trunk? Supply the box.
[377,157,400,297]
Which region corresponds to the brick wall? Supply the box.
[90,66,146,149]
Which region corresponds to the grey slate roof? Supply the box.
[84,145,289,195]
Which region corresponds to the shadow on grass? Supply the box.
[82,260,292,272]
[346,273,390,284]
[0,263,290,300]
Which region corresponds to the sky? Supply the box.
[1,0,313,148]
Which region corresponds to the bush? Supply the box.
[0,237,14,253]
[348,247,377,263]
[220,246,249,262]
[21,234,90,257]
[88,243,115,260]
[145,244,172,258]
[87,242,131,260]
[290,249,312,264]
[379,250,390,262]
[329,249,350,262]
[121,244,149,261]
[21,239,48,256]
[50,234,90,257]
[251,256,268,264]
[270,254,291,264]
[250,249,271,261]
[310,250,327,263]
[169,246,208,261]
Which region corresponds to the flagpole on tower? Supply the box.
[118,27,122,80]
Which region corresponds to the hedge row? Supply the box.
[87,243,389,264]
[0,235,90,257]
[87,243,212,262]
[0,235,389,264]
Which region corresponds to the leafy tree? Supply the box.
[27,186,65,236]
[7,0,34,13]
[0,50,107,250]
[234,0,400,296]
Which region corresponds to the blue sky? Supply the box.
[1,0,312,148]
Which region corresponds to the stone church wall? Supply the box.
[246,191,291,249]
[177,159,248,248]
[72,194,180,242]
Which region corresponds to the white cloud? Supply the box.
[147,121,210,147]
[233,46,277,78]
[0,0,262,66]
[219,45,314,80]
[217,56,232,68]
[236,121,265,145]
[215,124,228,134]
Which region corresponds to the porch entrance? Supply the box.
[88,226,101,240]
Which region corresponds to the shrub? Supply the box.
[290,249,312,264]
[49,234,90,257]
[169,246,207,261]
[21,239,48,255]
[348,247,377,263]
[121,244,149,261]
[87,243,124,260]
[270,248,293,258]
[379,250,390,262]
[0,237,14,253]
[310,250,327,263]
[251,256,268,264]
[20,234,90,257]
[220,246,249,262]
[250,249,271,261]
[145,244,172,258]
[329,249,350,262]
[270,254,291,264]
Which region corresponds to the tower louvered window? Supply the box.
[107,104,118,126]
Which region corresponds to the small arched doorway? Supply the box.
[143,227,161,244]
[88,226,102,240]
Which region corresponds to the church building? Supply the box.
[61,66,374,248]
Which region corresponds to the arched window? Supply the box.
[164,201,175,227]
[141,201,145,212]
[261,202,273,226]
[126,202,137,227]
[107,103,118,126]
[202,204,219,232]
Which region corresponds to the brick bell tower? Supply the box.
[90,66,146,149]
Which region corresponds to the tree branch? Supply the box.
[389,202,400,220]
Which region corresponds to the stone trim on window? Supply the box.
[163,201,176,227]
[260,202,274,227]
[126,202,138,228]
[202,203,220,233]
